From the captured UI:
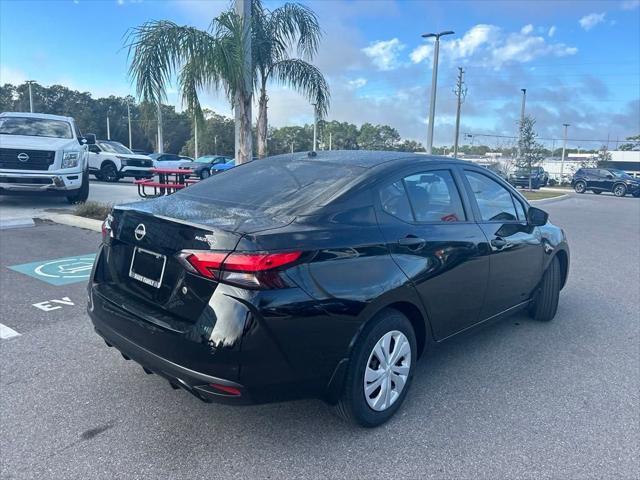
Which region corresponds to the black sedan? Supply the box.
[88,151,570,427]
[180,155,232,179]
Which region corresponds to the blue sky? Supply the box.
[1,0,639,148]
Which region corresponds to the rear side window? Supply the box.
[404,170,466,222]
[179,158,365,212]
[379,181,413,222]
[464,170,517,222]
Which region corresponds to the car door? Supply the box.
[599,169,615,191]
[87,144,102,172]
[461,168,544,319]
[376,166,490,340]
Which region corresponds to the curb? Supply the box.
[529,193,570,204]
[39,213,103,232]
[0,217,35,230]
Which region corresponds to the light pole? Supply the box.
[421,30,454,154]
[26,80,36,113]
[156,102,164,154]
[106,107,111,140]
[126,100,132,149]
[560,123,570,185]
[194,115,199,159]
[312,103,318,151]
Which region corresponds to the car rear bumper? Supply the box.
[0,170,83,193]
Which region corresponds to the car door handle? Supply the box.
[490,237,508,249]
[398,236,426,249]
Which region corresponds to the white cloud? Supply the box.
[347,78,367,90]
[362,38,405,71]
[548,25,556,37]
[116,0,124,5]
[579,12,606,31]
[621,0,640,10]
[409,23,576,69]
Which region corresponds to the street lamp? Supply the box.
[25,80,36,113]
[560,123,570,185]
[311,103,318,151]
[421,30,454,154]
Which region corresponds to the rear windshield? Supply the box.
[177,158,365,213]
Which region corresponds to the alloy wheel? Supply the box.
[363,330,411,411]
[614,185,626,197]
[575,182,586,193]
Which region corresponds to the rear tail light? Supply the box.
[101,213,114,243]
[178,250,302,289]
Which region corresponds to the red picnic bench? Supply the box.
[134,167,198,198]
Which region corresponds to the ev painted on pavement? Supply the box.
[0,112,92,203]
[88,140,153,182]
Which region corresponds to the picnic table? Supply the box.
[134,167,196,198]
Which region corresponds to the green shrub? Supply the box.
[74,201,112,221]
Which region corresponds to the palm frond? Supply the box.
[271,58,330,117]
[268,3,322,60]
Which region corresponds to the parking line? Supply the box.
[0,323,21,339]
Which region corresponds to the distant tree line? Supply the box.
[0,82,424,157]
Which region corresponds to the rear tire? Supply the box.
[528,256,561,322]
[200,169,210,179]
[613,184,626,197]
[333,308,416,427]
[574,181,586,194]
[66,171,90,204]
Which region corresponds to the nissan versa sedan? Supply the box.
[87,151,569,427]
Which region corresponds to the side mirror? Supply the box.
[84,133,96,145]
[527,206,548,227]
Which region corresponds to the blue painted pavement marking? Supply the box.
[8,254,97,286]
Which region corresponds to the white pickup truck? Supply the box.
[0,112,91,203]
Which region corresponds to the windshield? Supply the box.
[178,158,365,214]
[610,169,632,179]
[98,141,133,155]
[0,117,73,139]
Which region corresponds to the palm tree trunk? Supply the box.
[257,86,268,158]
[235,90,252,164]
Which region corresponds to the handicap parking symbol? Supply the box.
[8,254,96,286]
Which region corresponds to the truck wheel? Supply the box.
[100,162,119,182]
[66,171,90,204]
[613,184,626,197]
[333,308,416,427]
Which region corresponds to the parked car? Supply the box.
[571,167,640,197]
[179,155,231,179]
[88,140,153,182]
[131,149,151,156]
[0,111,90,203]
[148,153,192,169]
[88,151,569,427]
[211,158,235,174]
[509,166,549,189]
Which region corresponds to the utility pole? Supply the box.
[453,67,466,158]
[560,123,569,185]
[26,80,36,113]
[421,30,455,154]
[156,101,164,154]
[126,100,132,149]
[106,107,111,140]
[214,135,217,155]
[329,132,332,151]
[194,115,199,159]
[312,103,318,151]
[291,141,294,153]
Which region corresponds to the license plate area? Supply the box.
[129,247,167,289]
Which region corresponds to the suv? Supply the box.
[509,166,549,189]
[88,140,153,182]
[0,112,90,203]
[572,168,640,197]
[148,153,192,169]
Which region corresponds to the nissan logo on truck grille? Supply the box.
[17,153,29,162]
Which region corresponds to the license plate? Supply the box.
[129,247,166,288]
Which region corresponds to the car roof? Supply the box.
[0,111,75,122]
[265,150,472,169]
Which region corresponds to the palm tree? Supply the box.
[253,1,330,157]
[126,0,329,163]
[127,10,254,162]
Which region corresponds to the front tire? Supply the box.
[200,169,210,179]
[613,184,626,197]
[100,162,120,183]
[334,309,416,427]
[574,181,586,194]
[66,171,90,204]
[528,256,561,322]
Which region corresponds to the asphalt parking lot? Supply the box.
[1,193,638,479]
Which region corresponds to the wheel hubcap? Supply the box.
[363,330,411,412]
[615,186,623,196]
